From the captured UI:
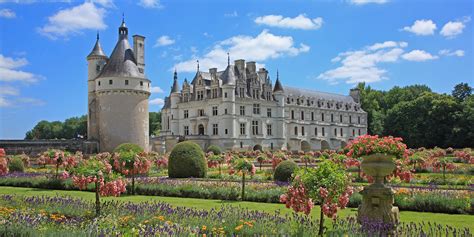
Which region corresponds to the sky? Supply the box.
[0,0,472,139]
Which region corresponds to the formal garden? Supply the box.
[0,136,473,236]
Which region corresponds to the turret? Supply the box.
[273,70,286,139]
[87,33,108,81]
[169,70,180,136]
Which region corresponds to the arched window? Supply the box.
[198,124,205,135]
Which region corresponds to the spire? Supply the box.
[273,70,284,93]
[227,52,230,66]
[87,32,106,59]
[119,13,128,37]
[196,60,200,72]
[171,70,180,93]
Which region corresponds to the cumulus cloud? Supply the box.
[255,14,323,30]
[440,17,470,38]
[402,19,437,36]
[37,2,107,40]
[317,41,436,84]
[439,49,465,57]
[349,0,389,5]
[138,0,162,9]
[150,86,164,93]
[0,8,16,18]
[174,30,310,72]
[0,54,42,83]
[149,98,164,106]
[0,86,19,96]
[154,35,175,47]
[402,50,438,61]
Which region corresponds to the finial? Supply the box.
[277,69,279,79]
[122,12,125,24]
[96,31,99,40]
[174,68,178,80]
[227,52,230,66]
[196,60,200,72]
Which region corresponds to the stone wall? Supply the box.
[0,140,99,157]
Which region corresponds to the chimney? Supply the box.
[246,61,256,74]
[234,59,245,73]
[350,88,360,103]
[133,35,145,74]
[209,68,217,79]
[258,68,268,81]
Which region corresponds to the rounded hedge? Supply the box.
[274,160,298,182]
[206,145,222,155]
[8,157,25,172]
[114,143,144,154]
[168,141,207,178]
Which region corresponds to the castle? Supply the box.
[158,59,368,152]
[86,19,150,152]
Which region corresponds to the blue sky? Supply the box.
[0,0,472,139]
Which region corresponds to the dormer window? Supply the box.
[125,80,129,85]
[140,81,144,86]
[109,80,113,85]
[98,81,101,86]
[96,65,101,73]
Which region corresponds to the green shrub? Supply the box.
[168,141,207,178]
[273,160,298,182]
[8,157,25,172]
[114,143,144,154]
[206,145,222,155]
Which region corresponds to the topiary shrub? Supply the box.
[206,145,222,155]
[274,160,298,182]
[8,157,25,172]
[114,143,144,154]
[168,141,207,178]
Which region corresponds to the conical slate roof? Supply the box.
[87,36,106,58]
[273,78,284,92]
[220,65,236,85]
[171,70,179,93]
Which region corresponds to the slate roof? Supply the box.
[284,87,355,103]
[220,65,237,85]
[87,38,107,58]
[273,78,284,92]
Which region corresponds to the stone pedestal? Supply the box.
[357,154,399,232]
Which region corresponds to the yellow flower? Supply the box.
[235,224,244,231]
[154,215,165,221]
[201,225,207,231]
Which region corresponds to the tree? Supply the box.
[149,112,161,136]
[452,82,472,102]
[232,158,256,200]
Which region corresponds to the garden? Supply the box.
[0,137,473,236]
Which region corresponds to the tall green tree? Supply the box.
[452,82,472,102]
[149,112,161,136]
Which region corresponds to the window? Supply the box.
[239,88,245,98]
[252,121,259,135]
[331,114,334,122]
[197,91,204,100]
[358,116,361,124]
[140,81,143,86]
[291,110,295,119]
[198,109,204,116]
[224,109,228,114]
[352,129,355,137]
[315,127,318,136]
[340,128,343,136]
[212,124,218,135]
[225,129,228,135]
[340,115,343,123]
[212,88,218,98]
[266,124,272,136]
[240,123,246,135]
[334,128,337,136]
[240,142,243,148]
[301,111,304,120]
[184,126,189,136]
[240,106,245,116]
[322,127,325,136]
[109,80,113,85]
[96,65,100,73]
[321,113,325,122]
[98,81,101,86]
[302,126,305,136]
[311,112,314,121]
[253,104,260,114]
[267,108,272,117]
[224,92,228,98]
[294,126,298,136]
[184,110,189,118]
[212,106,218,116]
[271,143,274,150]
[358,129,361,136]
[349,116,352,124]
[125,80,129,85]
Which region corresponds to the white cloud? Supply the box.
[440,17,470,38]
[0,8,16,18]
[149,98,164,105]
[318,41,408,84]
[439,49,465,57]
[0,86,19,96]
[402,50,438,61]
[255,14,323,30]
[138,0,162,9]
[349,0,388,5]
[150,86,164,93]
[402,19,437,36]
[38,2,107,40]
[154,35,175,47]
[91,0,115,8]
[174,30,310,72]
[224,11,238,17]
[0,54,42,83]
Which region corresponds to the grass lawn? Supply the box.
[1,186,472,229]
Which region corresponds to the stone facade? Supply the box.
[158,59,367,153]
[87,20,150,152]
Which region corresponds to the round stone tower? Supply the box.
[87,19,150,152]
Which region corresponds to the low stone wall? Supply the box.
[0,140,99,157]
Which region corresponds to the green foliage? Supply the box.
[168,142,207,178]
[25,116,87,139]
[8,157,25,172]
[273,160,298,182]
[149,112,161,136]
[114,143,144,154]
[206,145,222,155]
[452,82,472,102]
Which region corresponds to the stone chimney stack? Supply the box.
[234,59,245,73]
[133,35,145,73]
[246,61,256,74]
[350,88,361,103]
